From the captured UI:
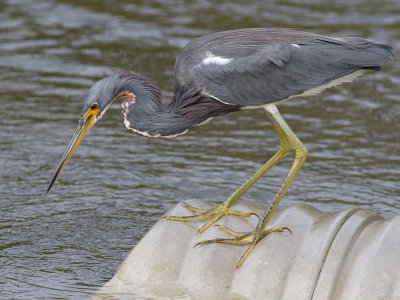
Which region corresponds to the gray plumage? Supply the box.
[175,28,393,106]
[82,28,393,137]
[47,28,394,194]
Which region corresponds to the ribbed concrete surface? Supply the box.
[94,201,400,300]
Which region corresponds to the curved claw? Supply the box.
[260,226,292,239]
[282,226,292,235]
[250,212,261,221]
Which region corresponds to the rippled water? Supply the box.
[0,0,399,298]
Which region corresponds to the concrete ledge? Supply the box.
[94,200,400,299]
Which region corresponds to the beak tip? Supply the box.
[45,184,52,195]
[46,178,56,195]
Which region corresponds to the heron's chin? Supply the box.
[46,108,99,194]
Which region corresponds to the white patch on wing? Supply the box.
[202,51,232,66]
[291,43,300,48]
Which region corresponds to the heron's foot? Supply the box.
[195,224,292,269]
[161,202,259,234]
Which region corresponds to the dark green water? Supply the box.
[0,0,399,298]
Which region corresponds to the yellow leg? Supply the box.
[195,104,307,269]
[161,104,293,233]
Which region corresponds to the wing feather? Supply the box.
[173,28,393,107]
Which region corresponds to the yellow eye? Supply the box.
[90,103,99,110]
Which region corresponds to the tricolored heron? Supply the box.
[47,28,393,269]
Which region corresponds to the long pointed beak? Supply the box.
[46,114,97,194]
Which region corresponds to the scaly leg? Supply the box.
[161,104,293,234]
[195,104,308,269]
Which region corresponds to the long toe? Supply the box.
[181,202,208,214]
[161,203,257,234]
[214,224,253,239]
[194,224,292,269]
[194,237,247,247]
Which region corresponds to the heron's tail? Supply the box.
[339,37,394,70]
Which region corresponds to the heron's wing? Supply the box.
[186,34,392,106]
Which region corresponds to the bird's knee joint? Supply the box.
[295,144,308,160]
[280,144,292,156]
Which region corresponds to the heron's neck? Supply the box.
[114,72,239,137]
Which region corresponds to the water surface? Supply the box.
[0,0,399,298]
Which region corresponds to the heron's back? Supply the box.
[173,28,393,107]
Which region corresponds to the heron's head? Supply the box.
[80,77,122,120]
[47,72,160,193]
[46,76,125,194]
